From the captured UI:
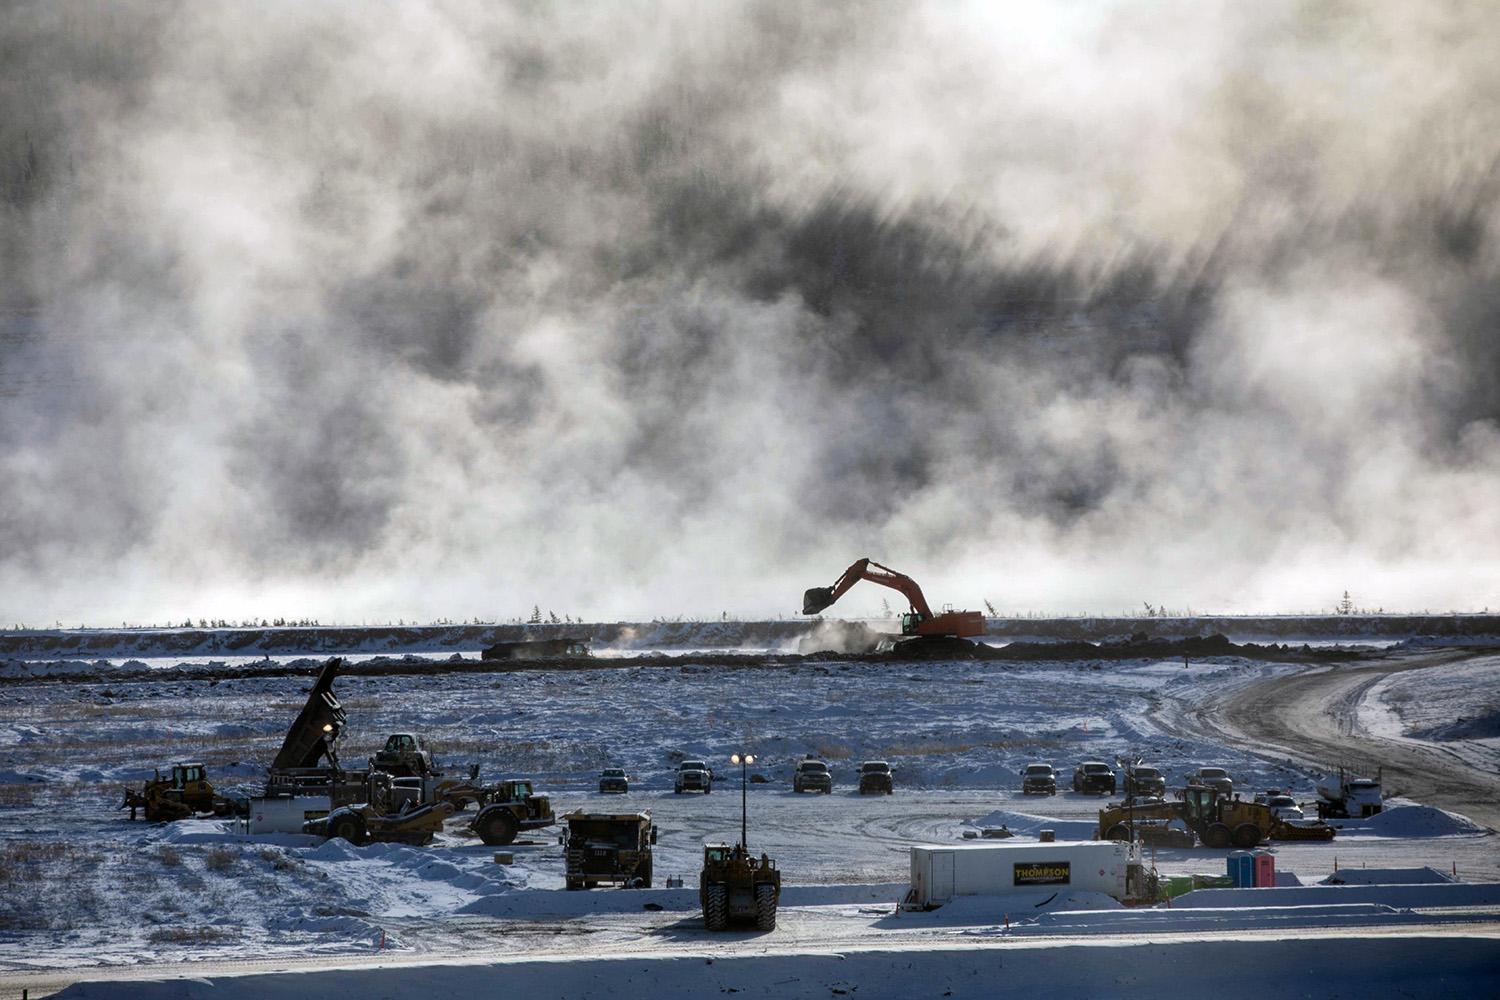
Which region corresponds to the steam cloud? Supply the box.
[2,1,1499,623]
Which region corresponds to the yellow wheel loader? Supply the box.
[700,843,780,931]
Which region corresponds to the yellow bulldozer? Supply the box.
[121,763,239,822]
[1098,785,1336,848]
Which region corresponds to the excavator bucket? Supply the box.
[802,587,836,615]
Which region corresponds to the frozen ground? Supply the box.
[1,646,1496,996]
[1365,654,1500,762]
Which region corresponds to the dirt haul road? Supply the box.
[1196,649,1500,831]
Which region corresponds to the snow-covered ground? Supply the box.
[1,650,1496,996]
[1363,654,1500,774]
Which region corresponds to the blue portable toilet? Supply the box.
[1227,851,1254,888]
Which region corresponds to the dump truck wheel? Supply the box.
[330,814,366,846]
[704,884,728,931]
[1232,823,1262,849]
[755,884,777,931]
[566,878,583,891]
[1204,823,1232,849]
[639,860,653,888]
[476,809,519,846]
[1105,823,1131,842]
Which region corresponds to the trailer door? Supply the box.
[930,851,955,903]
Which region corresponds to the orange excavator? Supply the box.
[802,558,985,648]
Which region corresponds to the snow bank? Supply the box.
[968,809,1097,840]
[901,890,1121,924]
[456,882,912,918]
[1321,866,1456,885]
[52,935,1500,999]
[1335,804,1488,838]
[1171,882,1500,909]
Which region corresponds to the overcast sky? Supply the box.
[2,1,1499,624]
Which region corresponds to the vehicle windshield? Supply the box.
[1083,764,1110,773]
[862,763,889,773]
[574,820,641,842]
[802,762,828,773]
[1200,768,1227,778]
[1026,765,1052,776]
[603,769,625,778]
[1135,768,1160,779]
[682,761,706,771]
[510,781,532,797]
[1268,796,1296,807]
[1350,779,1378,788]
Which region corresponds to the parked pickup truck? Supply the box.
[857,760,893,795]
[674,759,713,794]
[793,757,834,794]
[1021,763,1057,796]
[1186,766,1233,797]
[1072,761,1117,795]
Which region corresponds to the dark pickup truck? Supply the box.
[1022,763,1057,795]
[857,760,893,795]
[1072,761,1117,795]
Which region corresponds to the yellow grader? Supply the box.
[1098,785,1335,848]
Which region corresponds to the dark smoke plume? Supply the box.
[2,1,1499,622]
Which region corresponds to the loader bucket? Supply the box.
[802,587,835,615]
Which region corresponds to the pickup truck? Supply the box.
[1186,766,1233,796]
[793,758,834,794]
[857,761,893,795]
[1021,763,1057,795]
[1071,761,1117,795]
[674,760,713,794]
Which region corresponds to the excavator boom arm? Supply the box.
[801,558,934,619]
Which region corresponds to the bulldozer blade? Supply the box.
[802,587,835,615]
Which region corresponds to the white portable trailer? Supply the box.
[908,840,1135,908]
[247,794,332,835]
